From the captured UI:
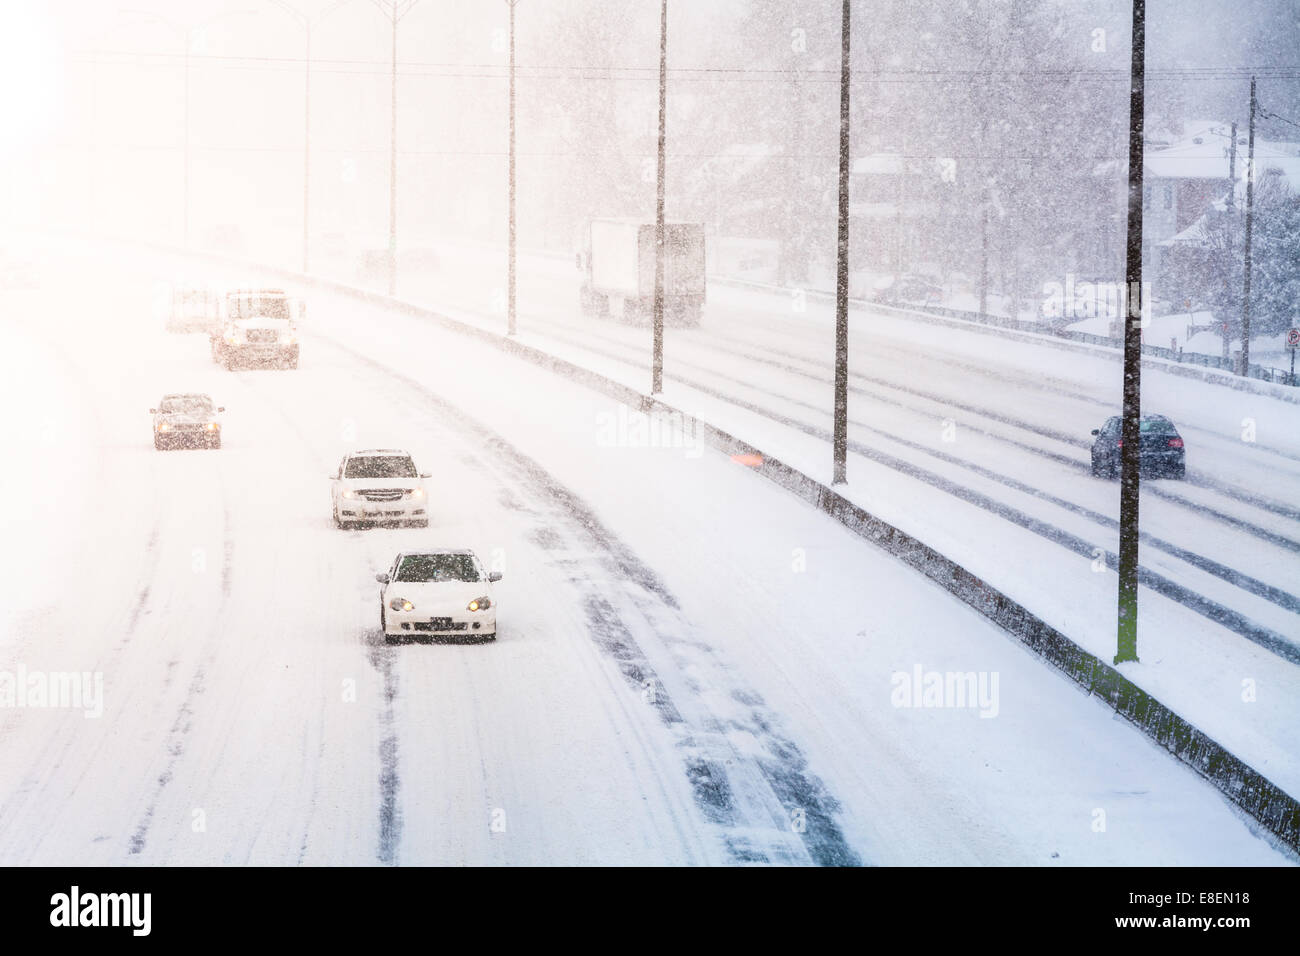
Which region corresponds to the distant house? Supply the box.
[1101,121,1300,300]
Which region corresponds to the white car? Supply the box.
[331,449,430,529]
[376,549,502,643]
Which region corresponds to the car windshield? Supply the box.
[160,396,213,415]
[229,295,290,320]
[1140,417,1177,434]
[395,554,480,583]
[346,456,416,479]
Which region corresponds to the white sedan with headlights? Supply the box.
[376,549,502,644]
[331,449,430,529]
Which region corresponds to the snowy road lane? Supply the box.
[0,242,1291,865]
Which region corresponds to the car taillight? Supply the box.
[1116,439,1123,447]
[1168,437,1183,448]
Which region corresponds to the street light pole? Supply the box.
[831,0,851,485]
[304,26,311,272]
[119,9,259,249]
[369,0,420,297]
[1115,0,1146,664]
[506,0,520,336]
[183,37,190,247]
[268,2,353,275]
[651,0,667,395]
[389,11,397,295]
[1241,76,1257,376]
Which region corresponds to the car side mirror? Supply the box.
[488,572,502,583]
[217,406,225,412]
[375,573,390,584]
[420,473,431,479]
[1090,429,1099,435]
[149,408,157,414]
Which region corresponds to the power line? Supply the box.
[1258,104,1300,133]
[69,49,1300,83]
[48,141,1168,161]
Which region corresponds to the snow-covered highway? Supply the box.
[0,240,1291,865]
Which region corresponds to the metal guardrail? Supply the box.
[709,273,1299,388]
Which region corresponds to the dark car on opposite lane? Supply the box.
[1090,414,1185,479]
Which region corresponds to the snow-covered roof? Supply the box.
[1158,215,1214,249]
[1095,123,1300,192]
[1145,131,1300,188]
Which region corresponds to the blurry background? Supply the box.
[4,0,1299,311]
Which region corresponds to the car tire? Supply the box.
[333,506,343,529]
[1171,462,1185,480]
[210,435,221,450]
[1090,457,1101,478]
[154,436,164,451]
[414,519,429,529]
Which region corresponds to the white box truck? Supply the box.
[577,219,706,326]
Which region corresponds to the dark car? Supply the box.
[870,273,943,306]
[1090,414,1185,479]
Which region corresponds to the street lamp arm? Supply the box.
[367,0,420,23]
[265,0,355,32]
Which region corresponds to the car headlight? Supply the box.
[407,488,424,498]
[467,596,491,612]
[390,598,414,612]
[342,489,357,499]
[157,422,171,432]
[205,423,218,431]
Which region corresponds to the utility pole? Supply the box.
[831,0,851,485]
[651,0,667,394]
[1224,120,1237,361]
[506,0,520,336]
[369,1,420,297]
[1115,0,1146,665]
[1241,77,1257,376]
[303,27,311,271]
[183,36,190,247]
[978,204,989,315]
[389,12,398,294]
[1227,121,1237,210]
[893,139,904,292]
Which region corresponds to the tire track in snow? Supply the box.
[126,504,233,857]
[540,313,1300,536]
[365,639,402,866]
